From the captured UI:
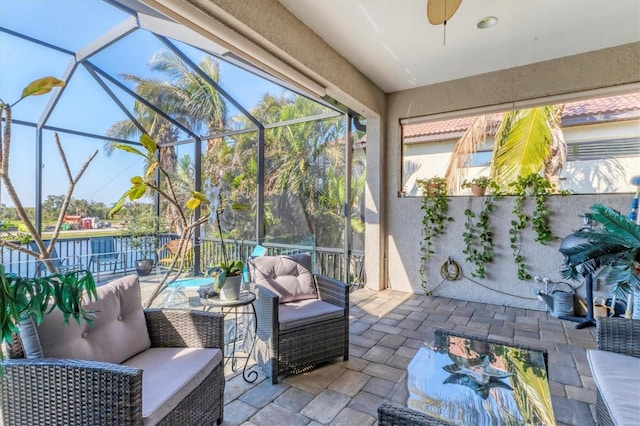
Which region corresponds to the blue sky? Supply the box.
[0,0,282,209]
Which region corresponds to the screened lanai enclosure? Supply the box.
[0,0,366,286]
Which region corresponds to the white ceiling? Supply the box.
[278,0,640,93]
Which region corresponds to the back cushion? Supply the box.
[250,254,317,303]
[23,274,151,364]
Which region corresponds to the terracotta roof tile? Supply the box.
[402,93,640,141]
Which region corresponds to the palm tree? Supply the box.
[148,52,228,156]
[261,95,345,245]
[104,51,229,232]
[444,105,566,193]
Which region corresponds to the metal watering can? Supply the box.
[537,282,575,318]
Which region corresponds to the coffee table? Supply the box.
[378,330,555,425]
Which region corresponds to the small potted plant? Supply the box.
[462,176,492,196]
[123,203,164,276]
[208,259,244,300]
[419,176,447,198]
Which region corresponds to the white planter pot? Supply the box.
[220,275,242,301]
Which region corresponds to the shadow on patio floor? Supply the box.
[118,273,596,425]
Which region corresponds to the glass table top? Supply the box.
[387,332,555,425]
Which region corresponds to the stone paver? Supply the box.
[552,396,596,426]
[328,369,371,396]
[222,399,258,425]
[300,390,351,424]
[362,345,395,363]
[219,289,598,425]
[249,402,309,426]
[274,387,316,412]
[331,407,376,426]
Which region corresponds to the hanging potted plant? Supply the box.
[416,176,453,293]
[507,173,558,280]
[461,178,500,278]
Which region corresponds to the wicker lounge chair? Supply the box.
[590,317,640,426]
[249,253,349,384]
[0,275,225,425]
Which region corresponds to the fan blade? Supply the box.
[427,0,463,25]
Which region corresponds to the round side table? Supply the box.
[200,291,258,383]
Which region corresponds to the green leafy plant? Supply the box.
[207,179,251,279]
[417,177,453,293]
[214,260,244,277]
[0,76,98,373]
[461,176,493,196]
[560,204,640,298]
[508,173,561,280]
[462,185,500,278]
[110,134,211,306]
[0,265,96,368]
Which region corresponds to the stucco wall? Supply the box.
[385,43,640,308]
[388,194,631,310]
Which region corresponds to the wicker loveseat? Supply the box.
[249,253,349,384]
[588,317,640,426]
[0,275,225,425]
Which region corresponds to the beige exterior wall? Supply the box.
[386,43,640,307]
[144,1,640,303]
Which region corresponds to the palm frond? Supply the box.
[560,203,640,293]
[586,204,640,245]
[444,115,487,193]
[491,107,553,188]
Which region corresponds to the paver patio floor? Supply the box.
[219,288,597,426]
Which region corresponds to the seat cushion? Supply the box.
[587,349,640,425]
[122,347,223,425]
[250,253,317,303]
[279,299,344,331]
[19,274,151,364]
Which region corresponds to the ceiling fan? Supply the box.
[426,0,463,45]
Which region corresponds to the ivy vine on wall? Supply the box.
[508,173,566,280]
[417,172,573,291]
[417,177,452,293]
[462,179,501,278]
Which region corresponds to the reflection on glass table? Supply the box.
[380,330,554,426]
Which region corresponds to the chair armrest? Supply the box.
[315,275,349,309]
[253,284,279,337]
[0,358,142,425]
[596,317,640,357]
[144,308,224,349]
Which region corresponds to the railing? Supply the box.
[197,236,365,289]
[1,234,365,289]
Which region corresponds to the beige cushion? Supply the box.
[250,254,317,303]
[279,299,344,331]
[122,347,222,425]
[588,349,640,425]
[29,274,151,364]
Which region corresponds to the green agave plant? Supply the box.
[560,203,640,297]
